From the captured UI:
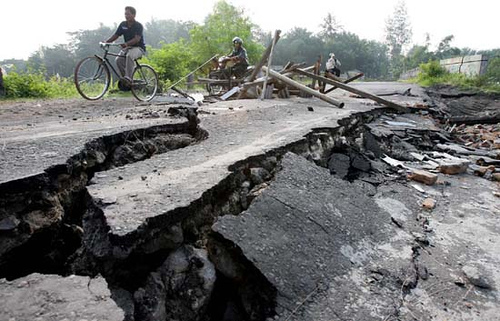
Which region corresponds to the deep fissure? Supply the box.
[0,105,443,320]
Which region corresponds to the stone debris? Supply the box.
[134,245,216,321]
[452,123,500,150]
[408,169,438,185]
[421,198,436,210]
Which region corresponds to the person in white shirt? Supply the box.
[326,52,342,77]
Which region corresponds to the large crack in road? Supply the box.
[1,83,499,320]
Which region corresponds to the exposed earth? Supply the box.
[0,83,498,321]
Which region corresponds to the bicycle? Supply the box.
[74,43,158,102]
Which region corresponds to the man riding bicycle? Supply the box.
[104,6,145,87]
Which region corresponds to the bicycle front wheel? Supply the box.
[74,56,110,100]
[131,64,158,102]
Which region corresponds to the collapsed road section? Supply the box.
[1,83,499,320]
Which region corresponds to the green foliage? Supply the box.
[3,72,51,98]
[416,60,447,85]
[145,19,195,48]
[274,28,324,65]
[484,57,500,83]
[68,24,116,61]
[2,71,77,99]
[420,60,446,78]
[189,0,264,63]
[434,35,461,60]
[403,45,433,70]
[324,32,390,79]
[144,40,194,87]
[414,61,500,93]
[28,44,76,78]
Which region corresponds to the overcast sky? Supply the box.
[1,0,498,60]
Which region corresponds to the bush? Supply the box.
[420,60,446,77]
[2,71,77,99]
[3,72,52,98]
[412,60,500,93]
[484,57,500,83]
[143,40,195,90]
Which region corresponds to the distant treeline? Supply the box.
[1,0,499,87]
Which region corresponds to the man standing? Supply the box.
[105,6,145,85]
[221,37,249,78]
[326,52,342,77]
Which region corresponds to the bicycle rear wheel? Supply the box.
[131,64,158,102]
[74,56,110,100]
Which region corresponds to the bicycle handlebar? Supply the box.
[99,42,125,48]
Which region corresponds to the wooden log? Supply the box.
[171,86,194,101]
[324,73,364,94]
[238,30,281,99]
[280,61,293,73]
[240,65,314,90]
[262,66,344,108]
[311,55,322,89]
[261,32,278,100]
[294,69,409,113]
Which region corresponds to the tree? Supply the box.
[68,24,116,61]
[327,32,390,79]
[144,19,195,48]
[189,0,264,64]
[145,40,194,85]
[34,45,76,78]
[385,0,412,58]
[435,35,461,59]
[319,13,343,41]
[273,28,324,65]
[404,44,433,70]
[484,57,500,83]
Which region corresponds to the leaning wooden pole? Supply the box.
[260,32,278,100]
[238,30,281,99]
[294,69,409,113]
[262,66,344,108]
[324,73,364,94]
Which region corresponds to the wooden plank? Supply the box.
[171,86,194,101]
[311,56,322,88]
[324,73,364,94]
[262,66,344,108]
[221,86,240,100]
[240,65,312,90]
[261,32,278,100]
[294,69,409,113]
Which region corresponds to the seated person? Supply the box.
[220,37,249,78]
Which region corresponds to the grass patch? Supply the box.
[1,71,138,100]
[410,60,500,93]
[2,72,78,99]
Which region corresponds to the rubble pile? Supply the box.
[323,108,500,197]
[450,123,500,150]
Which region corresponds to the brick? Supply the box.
[438,159,470,175]
[408,169,438,185]
[422,198,436,210]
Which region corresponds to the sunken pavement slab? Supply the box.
[87,99,372,238]
[0,107,183,184]
[0,273,124,320]
[212,153,416,320]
